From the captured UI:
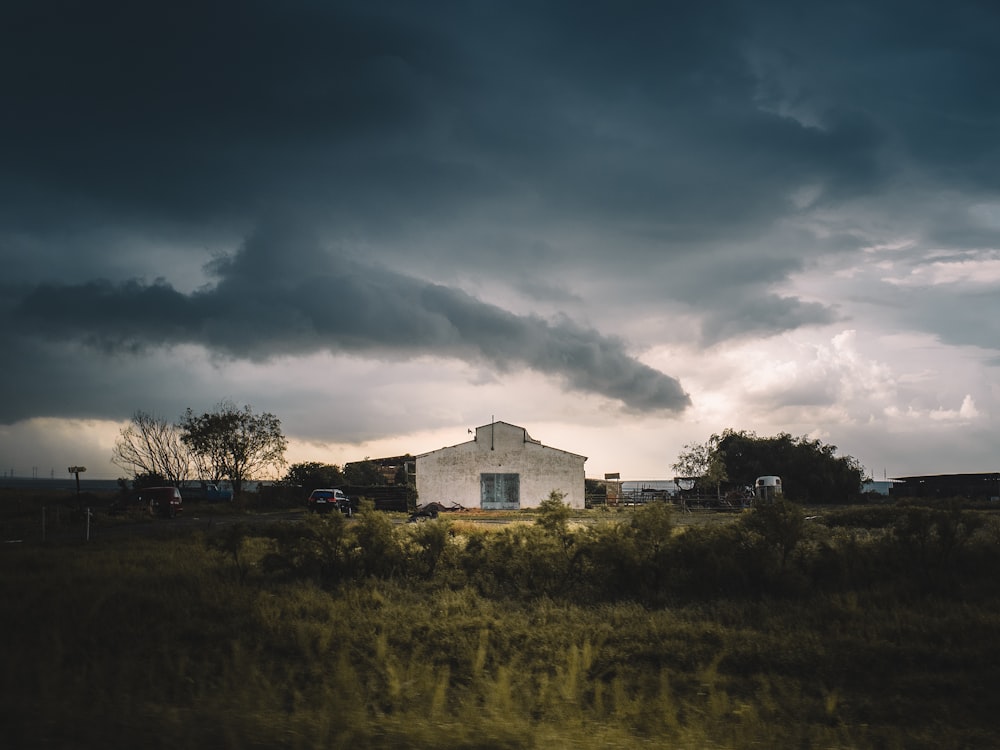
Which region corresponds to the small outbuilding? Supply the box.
[416,421,587,509]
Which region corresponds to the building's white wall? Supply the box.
[416,422,586,509]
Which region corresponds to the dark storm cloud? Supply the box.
[1,0,458,233]
[2,0,999,427]
[0,333,201,425]
[0,287,203,423]
[745,0,1000,192]
[5,0,986,244]
[699,295,837,345]
[9,224,690,416]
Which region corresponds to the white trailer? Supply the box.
[754,475,783,503]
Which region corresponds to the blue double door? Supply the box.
[480,473,520,510]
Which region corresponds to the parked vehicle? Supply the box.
[307,488,352,516]
[109,486,183,517]
[180,480,234,502]
[139,486,184,518]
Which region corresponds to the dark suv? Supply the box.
[307,488,352,516]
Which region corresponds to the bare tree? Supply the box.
[112,411,193,486]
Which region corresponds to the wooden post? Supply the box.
[68,466,87,509]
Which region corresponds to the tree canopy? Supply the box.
[671,437,728,499]
[282,461,345,490]
[344,459,384,486]
[179,401,287,497]
[673,429,867,504]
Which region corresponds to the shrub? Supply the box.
[536,489,571,537]
[741,499,805,572]
[406,519,453,579]
[353,500,406,578]
[260,514,352,585]
[818,505,900,530]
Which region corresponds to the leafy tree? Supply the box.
[179,401,287,498]
[344,458,384,486]
[112,410,192,486]
[393,463,410,485]
[671,437,728,500]
[282,461,345,490]
[671,440,710,479]
[713,429,866,504]
[584,478,607,504]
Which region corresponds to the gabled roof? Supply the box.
[416,421,587,460]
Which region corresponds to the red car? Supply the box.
[138,486,184,518]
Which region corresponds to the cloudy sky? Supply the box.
[2,0,998,482]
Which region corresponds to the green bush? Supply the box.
[353,499,406,578]
[741,499,805,573]
[6,506,1000,748]
[816,504,900,530]
[260,514,353,584]
[406,518,453,579]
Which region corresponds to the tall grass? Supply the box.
[3,502,1000,748]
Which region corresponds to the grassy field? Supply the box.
[2,492,999,748]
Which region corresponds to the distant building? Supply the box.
[344,455,415,485]
[890,473,1000,503]
[416,421,587,509]
[861,480,897,498]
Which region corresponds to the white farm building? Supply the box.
[416,421,587,509]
